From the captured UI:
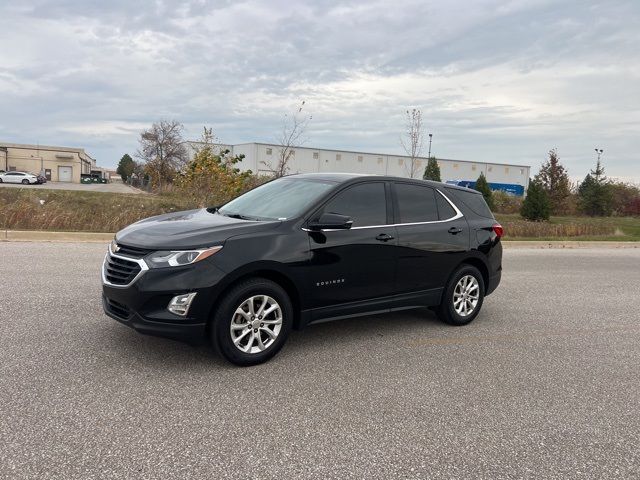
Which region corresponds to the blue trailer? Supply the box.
[445,180,525,196]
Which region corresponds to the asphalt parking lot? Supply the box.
[1,242,639,479]
[0,181,144,194]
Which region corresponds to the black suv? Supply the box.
[102,173,502,365]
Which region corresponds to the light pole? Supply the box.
[427,133,433,159]
[594,148,603,163]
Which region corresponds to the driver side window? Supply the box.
[319,182,387,227]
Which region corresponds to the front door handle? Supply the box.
[448,227,463,235]
[375,233,394,242]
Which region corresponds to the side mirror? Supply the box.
[308,213,353,231]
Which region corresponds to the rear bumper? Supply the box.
[486,270,501,296]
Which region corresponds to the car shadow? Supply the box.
[99,307,447,370]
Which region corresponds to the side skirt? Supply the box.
[299,288,443,328]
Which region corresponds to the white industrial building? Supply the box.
[187,142,530,195]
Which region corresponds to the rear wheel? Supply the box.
[211,278,292,366]
[436,265,485,326]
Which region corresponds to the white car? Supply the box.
[0,171,39,185]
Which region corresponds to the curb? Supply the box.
[502,241,639,249]
[1,230,639,247]
[1,230,113,243]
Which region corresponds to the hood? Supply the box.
[115,208,280,249]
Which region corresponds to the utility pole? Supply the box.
[427,133,433,159]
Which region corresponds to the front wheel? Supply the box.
[211,278,292,366]
[22,179,30,185]
[436,265,485,326]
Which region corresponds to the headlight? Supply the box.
[146,246,223,268]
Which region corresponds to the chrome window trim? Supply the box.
[302,188,463,232]
[101,248,149,288]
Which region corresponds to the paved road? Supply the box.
[1,243,639,479]
[0,181,145,194]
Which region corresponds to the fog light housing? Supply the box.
[168,293,197,316]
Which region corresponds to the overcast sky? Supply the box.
[0,0,638,181]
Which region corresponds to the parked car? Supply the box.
[102,173,503,366]
[0,171,39,185]
[33,173,47,184]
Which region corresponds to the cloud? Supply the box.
[0,0,638,182]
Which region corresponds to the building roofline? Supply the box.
[0,141,95,161]
[225,142,531,169]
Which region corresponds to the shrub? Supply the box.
[520,179,550,221]
[474,172,494,209]
[492,190,523,214]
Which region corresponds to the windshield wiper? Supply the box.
[221,212,259,221]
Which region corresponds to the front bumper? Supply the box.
[101,253,227,344]
[102,295,207,344]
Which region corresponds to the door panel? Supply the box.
[396,223,468,293]
[393,183,469,294]
[305,181,398,311]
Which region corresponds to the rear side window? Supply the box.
[445,188,494,218]
[395,183,438,222]
[321,182,387,227]
[435,191,457,220]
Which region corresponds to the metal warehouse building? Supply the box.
[0,142,99,183]
[190,142,531,195]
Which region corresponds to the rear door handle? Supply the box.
[448,227,463,235]
[375,233,394,242]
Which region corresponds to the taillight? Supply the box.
[492,223,504,238]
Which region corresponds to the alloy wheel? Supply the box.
[453,275,480,317]
[229,295,283,354]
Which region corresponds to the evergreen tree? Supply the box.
[578,159,613,216]
[535,149,570,214]
[474,172,494,209]
[422,157,441,181]
[520,178,550,221]
[116,153,135,181]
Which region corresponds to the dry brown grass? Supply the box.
[500,219,615,238]
[0,188,197,233]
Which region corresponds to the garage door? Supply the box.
[58,166,73,182]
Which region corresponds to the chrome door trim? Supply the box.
[302,188,464,232]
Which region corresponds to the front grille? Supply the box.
[115,243,152,258]
[104,254,142,286]
[105,297,130,320]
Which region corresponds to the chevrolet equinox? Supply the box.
[102,173,503,365]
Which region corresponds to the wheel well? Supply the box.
[208,269,302,331]
[459,257,489,290]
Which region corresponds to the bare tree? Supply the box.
[137,120,188,190]
[262,101,312,177]
[400,108,424,178]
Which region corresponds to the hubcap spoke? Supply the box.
[233,329,251,345]
[256,295,268,316]
[261,327,277,339]
[234,308,251,322]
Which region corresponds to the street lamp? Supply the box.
[594,148,603,163]
[428,133,433,159]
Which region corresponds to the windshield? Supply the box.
[218,177,336,220]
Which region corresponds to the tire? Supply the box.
[22,179,30,185]
[436,264,485,326]
[0,178,3,183]
[211,278,293,366]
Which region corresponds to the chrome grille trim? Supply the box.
[102,248,149,288]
